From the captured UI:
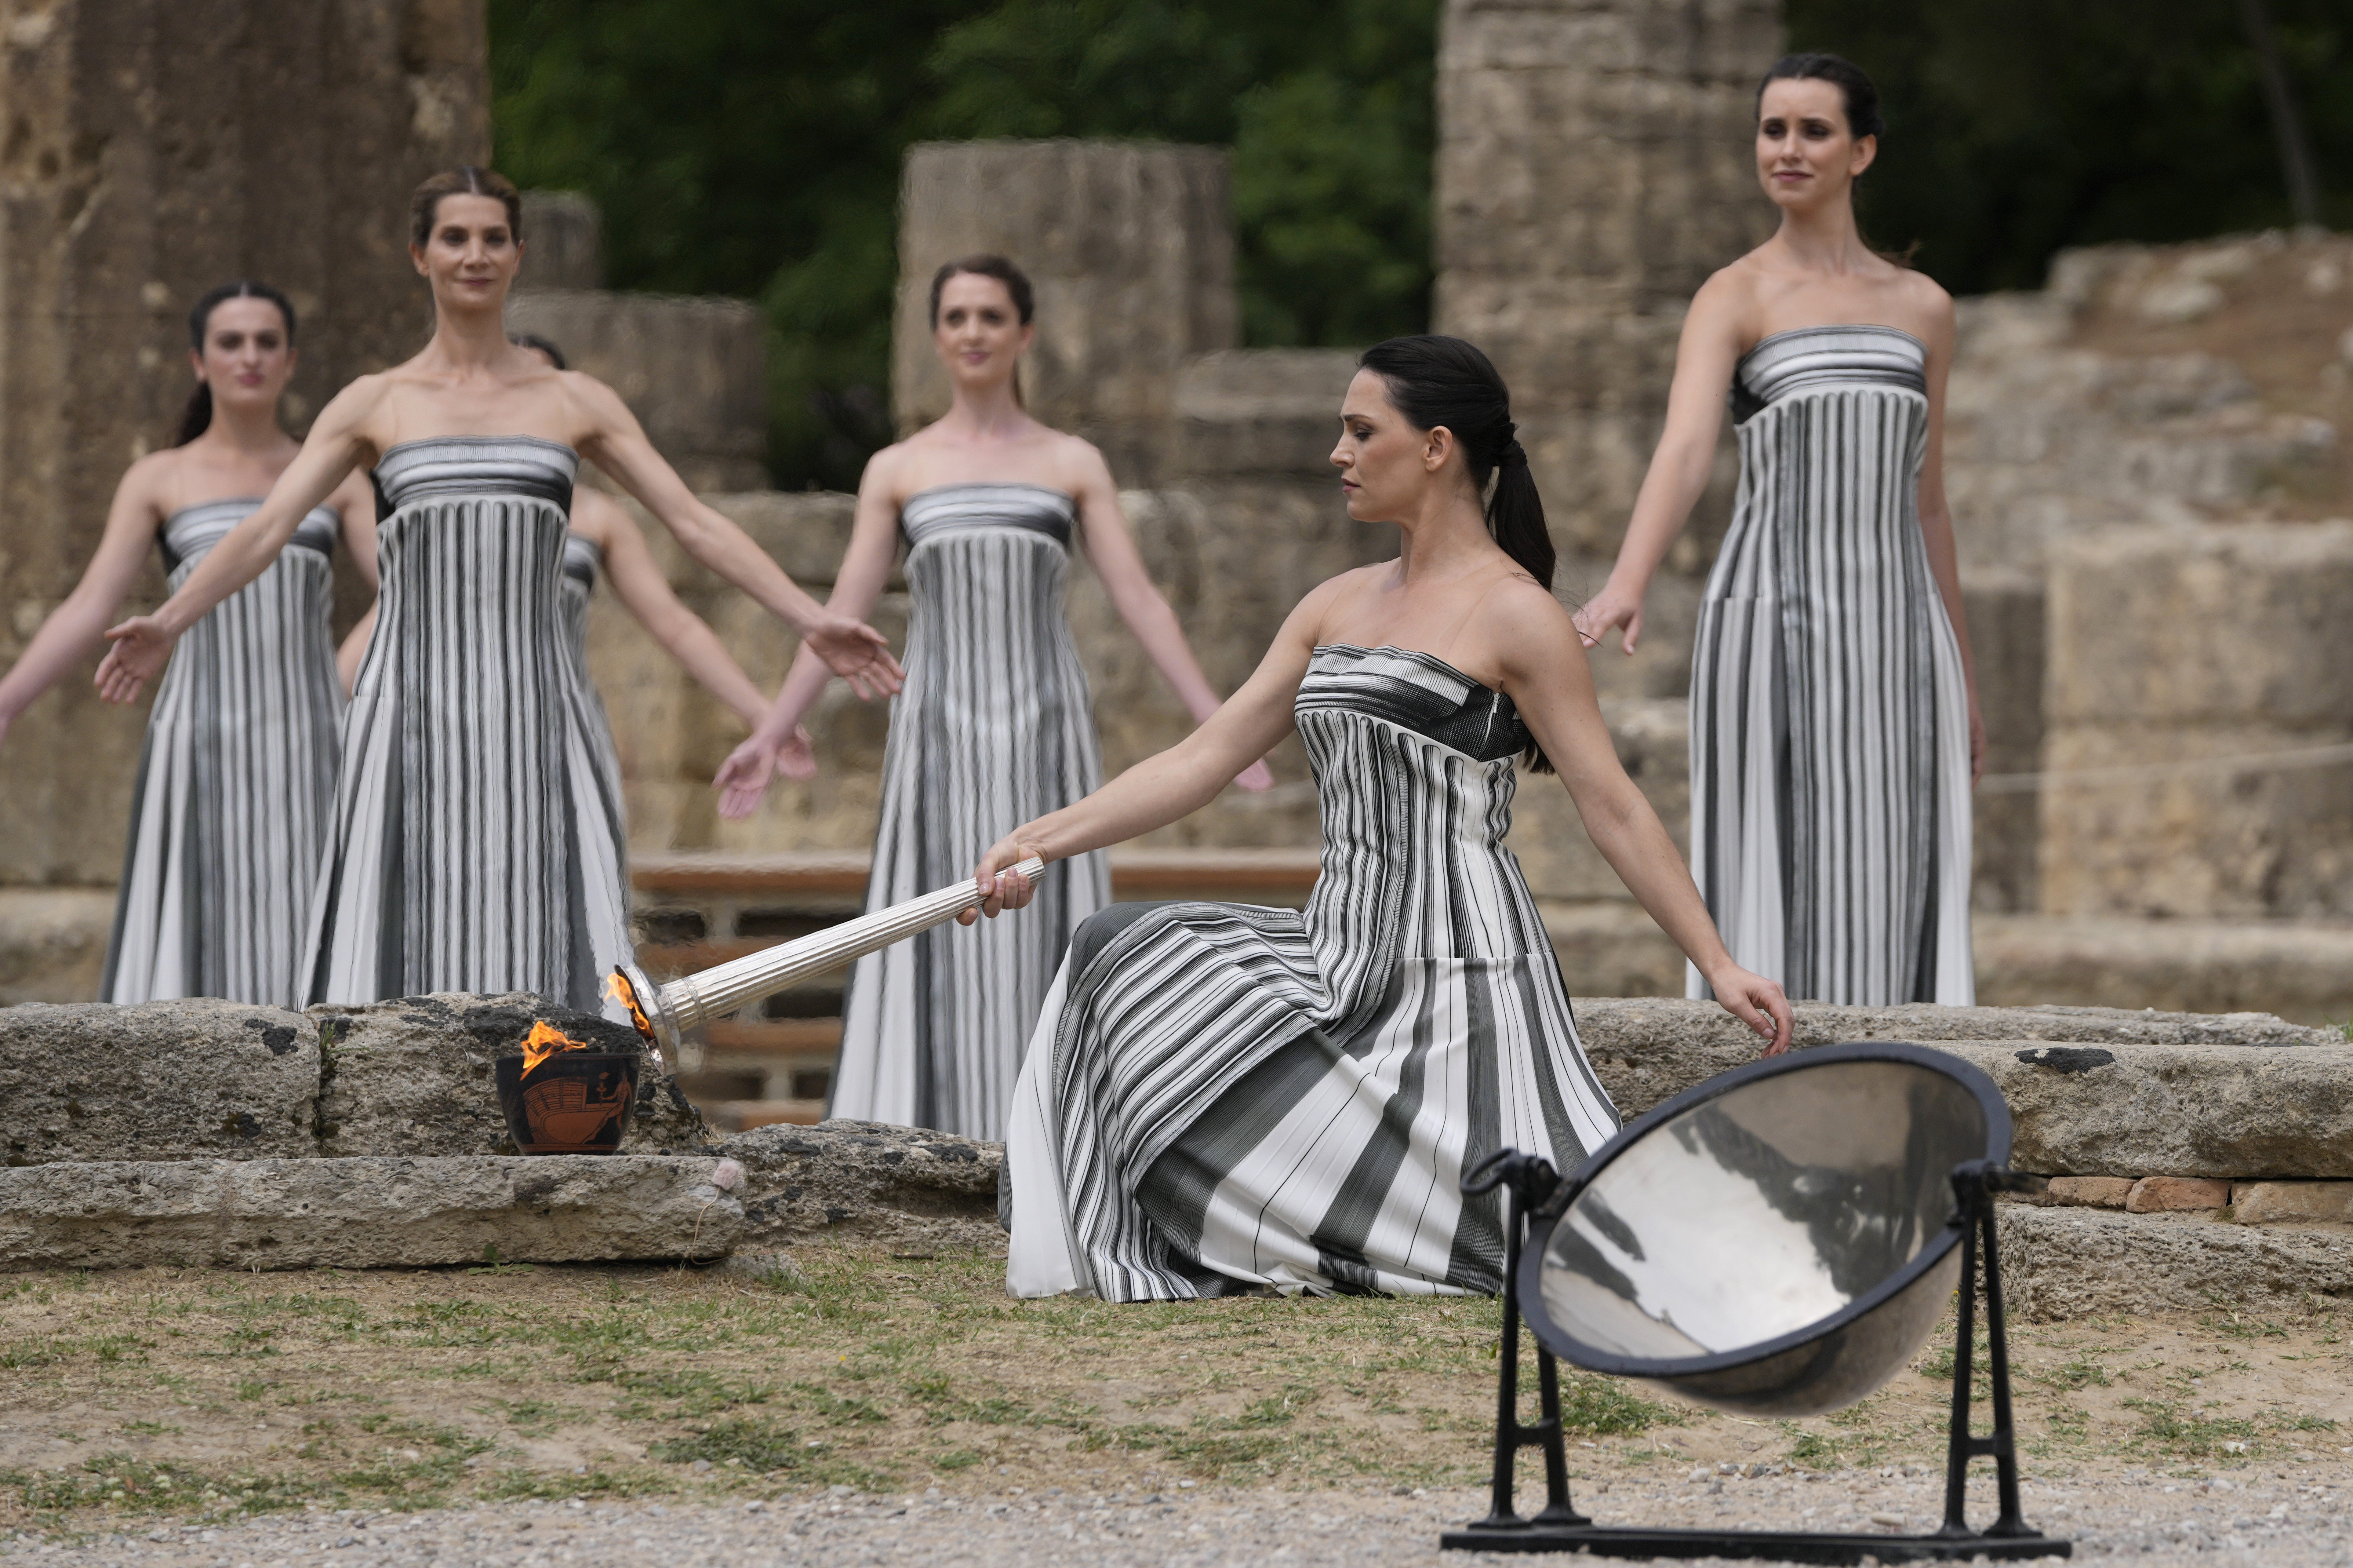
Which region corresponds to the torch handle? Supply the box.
[655,856,1048,1030]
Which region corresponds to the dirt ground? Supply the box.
[0,1247,2347,1544]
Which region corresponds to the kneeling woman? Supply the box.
[969,336,1794,1301]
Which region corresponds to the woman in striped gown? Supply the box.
[1574,54,1981,1007]
[715,256,1268,1141]
[971,335,1793,1301]
[0,282,377,1004]
[96,168,902,1010]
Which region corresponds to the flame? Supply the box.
[520,1019,590,1077]
[605,969,656,1042]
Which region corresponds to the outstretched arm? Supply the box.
[960,579,1335,923]
[1071,451,1273,791]
[330,469,379,696]
[575,375,902,700]
[1913,293,1985,785]
[1499,583,1793,1053]
[1572,271,1746,655]
[0,462,169,742]
[710,451,909,815]
[96,383,377,704]
[588,492,770,726]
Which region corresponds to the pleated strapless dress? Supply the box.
[1688,325,1974,1006]
[829,482,1112,1141]
[1003,644,1621,1301]
[102,499,343,1004]
[556,529,631,979]
[301,437,630,1008]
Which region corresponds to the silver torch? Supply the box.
[605,856,1047,1061]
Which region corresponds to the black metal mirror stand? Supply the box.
[1440,1154,2072,1564]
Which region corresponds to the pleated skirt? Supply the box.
[1688,386,1974,1006]
[830,527,1110,1141]
[103,551,342,1004]
[302,495,631,1008]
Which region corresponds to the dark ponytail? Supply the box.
[1358,333,1557,772]
[177,280,298,446]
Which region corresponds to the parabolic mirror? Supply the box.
[1521,1044,2011,1417]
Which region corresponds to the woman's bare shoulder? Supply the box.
[113,446,185,510]
[1894,267,1957,340]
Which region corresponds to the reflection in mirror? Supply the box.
[1539,1061,1986,1362]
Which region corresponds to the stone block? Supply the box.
[310,992,710,1158]
[0,1000,317,1165]
[2047,523,2353,725]
[1173,349,1359,483]
[1998,1204,2353,1321]
[2040,524,2353,919]
[2038,722,2353,919]
[722,1119,1002,1256]
[1571,998,2350,1178]
[0,889,117,1003]
[896,141,1235,486]
[1972,914,2353,1026]
[1961,568,2046,913]
[504,291,767,492]
[2232,1180,2353,1225]
[2046,1176,2135,1208]
[0,1156,741,1272]
[2126,1175,2233,1212]
[1434,0,1775,562]
[518,190,602,290]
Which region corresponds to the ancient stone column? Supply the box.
[0,0,488,889]
[894,139,1236,486]
[1433,0,1781,570]
[2040,522,2353,919]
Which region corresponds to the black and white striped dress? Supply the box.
[1689,325,1974,1007]
[302,437,630,1009]
[556,529,632,964]
[830,483,1111,1141]
[102,500,343,1004]
[1003,644,1621,1301]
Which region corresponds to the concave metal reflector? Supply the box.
[1519,1042,2011,1418]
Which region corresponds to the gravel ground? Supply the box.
[3,1466,2345,1567]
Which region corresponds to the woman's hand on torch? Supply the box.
[961,835,1047,925]
[95,615,178,704]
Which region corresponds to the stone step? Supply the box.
[705,1098,827,1132]
[0,1155,742,1271]
[1998,1203,2353,1321]
[1974,912,2353,1025]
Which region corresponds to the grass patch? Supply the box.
[5,1257,2346,1529]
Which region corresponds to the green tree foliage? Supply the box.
[1786,0,2353,294]
[492,1,2348,488]
[490,0,1435,490]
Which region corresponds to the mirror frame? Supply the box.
[1515,1040,2014,1381]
